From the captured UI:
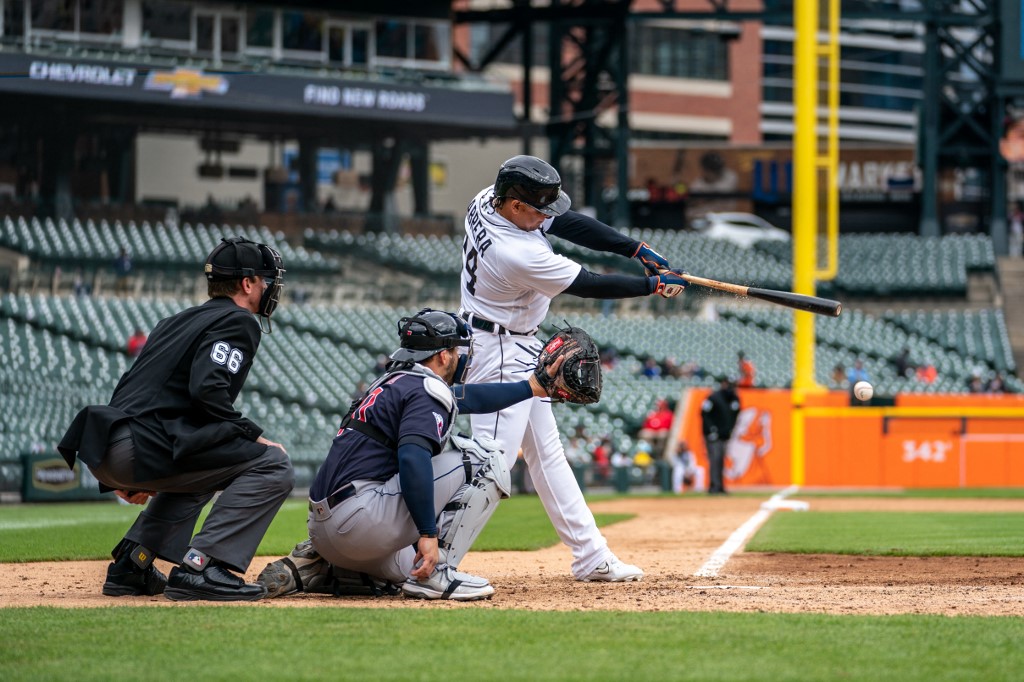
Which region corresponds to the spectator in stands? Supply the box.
[1010,201,1024,259]
[968,373,986,393]
[670,440,705,494]
[638,398,674,456]
[126,328,147,358]
[72,268,91,297]
[599,346,619,370]
[987,372,1007,394]
[737,350,756,388]
[113,247,132,296]
[679,360,705,380]
[590,436,612,484]
[57,236,292,602]
[847,359,871,404]
[831,363,847,389]
[916,360,937,384]
[631,440,655,485]
[661,356,682,378]
[640,357,661,379]
[847,359,869,385]
[702,376,740,494]
[892,347,915,378]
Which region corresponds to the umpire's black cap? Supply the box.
[205,237,282,281]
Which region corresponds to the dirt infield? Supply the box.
[4,495,1024,615]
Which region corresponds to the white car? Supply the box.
[691,212,790,248]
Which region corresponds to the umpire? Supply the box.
[58,237,293,601]
[701,376,741,495]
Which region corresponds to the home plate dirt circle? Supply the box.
[3,496,1023,614]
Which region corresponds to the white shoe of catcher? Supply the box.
[579,558,644,583]
[401,564,495,601]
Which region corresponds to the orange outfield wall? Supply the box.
[678,389,1024,488]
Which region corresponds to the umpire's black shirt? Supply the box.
[60,297,265,481]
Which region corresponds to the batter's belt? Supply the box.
[461,311,537,337]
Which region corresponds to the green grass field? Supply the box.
[2,491,1023,681]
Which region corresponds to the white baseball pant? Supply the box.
[466,332,612,578]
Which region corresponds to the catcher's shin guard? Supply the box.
[438,434,511,568]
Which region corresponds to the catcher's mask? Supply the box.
[204,236,286,333]
[390,309,474,382]
[494,155,571,217]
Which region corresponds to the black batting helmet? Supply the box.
[390,309,473,364]
[494,155,571,217]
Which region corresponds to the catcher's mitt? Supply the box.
[534,325,602,404]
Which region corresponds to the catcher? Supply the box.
[258,310,593,601]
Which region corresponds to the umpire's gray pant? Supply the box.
[90,424,294,573]
[307,450,467,584]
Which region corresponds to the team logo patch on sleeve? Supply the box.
[433,412,445,438]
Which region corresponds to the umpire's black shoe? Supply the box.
[164,564,267,602]
[102,553,167,597]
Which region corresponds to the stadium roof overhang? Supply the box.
[0,51,516,142]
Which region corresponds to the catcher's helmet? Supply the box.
[204,236,286,328]
[494,155,571,217]
[390,309,473,380]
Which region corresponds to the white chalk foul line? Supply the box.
[693,485,801,578]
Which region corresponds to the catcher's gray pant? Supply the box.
[90,424,294,573]
[465,332,612,579]
[307,450,467,584]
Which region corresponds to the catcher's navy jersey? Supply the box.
[310,373,452,500]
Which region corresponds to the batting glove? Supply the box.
[633,242,671,276]
[649,270,688,298]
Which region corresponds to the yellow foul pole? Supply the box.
[792,0,839,485]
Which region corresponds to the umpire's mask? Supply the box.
[205,237,287,333]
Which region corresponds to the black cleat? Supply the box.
[102,545,167,597]
[164,564,267,602]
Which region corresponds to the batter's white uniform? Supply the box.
[459,186,613,578]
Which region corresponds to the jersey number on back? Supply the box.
[356,387,384,422]
[462,236,478,295]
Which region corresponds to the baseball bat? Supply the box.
[679,273,843,317]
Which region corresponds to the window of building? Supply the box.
[2,0,25,37]
[142,0,190,43]
[79,0,121,36]
[282,10,323,56]
[326,21,371,67]
[375,18,449,68]
[246,9,274,49]
[25,0,120,39]
[630,25,729,80]
[31,0,74,32]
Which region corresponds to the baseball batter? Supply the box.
[459,155,688,581]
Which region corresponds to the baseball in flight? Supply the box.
[853,381,873,401]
